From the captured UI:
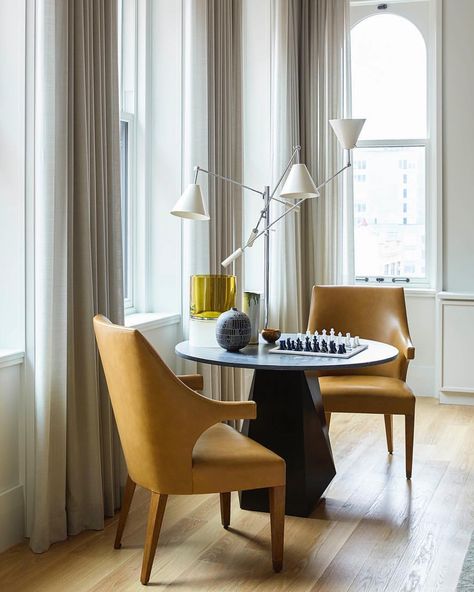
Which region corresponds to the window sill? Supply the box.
[125,312,181,331]
[0,350,25,369]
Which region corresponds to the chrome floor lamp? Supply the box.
[171,118,365,331]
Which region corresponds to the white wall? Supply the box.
[442,0,474,293]
[0,0,25,349]
[0,0,26,552]
[0,360,25,552]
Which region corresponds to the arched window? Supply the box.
[350,6,430,285]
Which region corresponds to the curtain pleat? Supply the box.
[31,0,124,552]
[269,0,350,332]
[182,0,244,414]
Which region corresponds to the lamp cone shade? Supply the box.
[171,184,210,220]
[280,164,319,199]
[329,118,366,150]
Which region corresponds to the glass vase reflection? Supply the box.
[190,274,237,320]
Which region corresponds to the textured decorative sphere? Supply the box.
[216,308,251,352]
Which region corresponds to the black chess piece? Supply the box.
[304,336,311,352]
[296,338,303,351]
[337,343,345,355]
[341,343,346,354]
[312,336,320,352]
[286,337,292,350]
[321,339,328,353]
[329,341,337,354]
[279,340,286,350]
[291,340,296,350]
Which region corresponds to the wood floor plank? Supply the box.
[1,398,474,591]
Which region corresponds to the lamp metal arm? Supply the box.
[235,157,352,258]
[194,166,264,197]
[269,145,301,200]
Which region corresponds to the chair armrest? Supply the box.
[177,374,204,391]
[206,399,257,422]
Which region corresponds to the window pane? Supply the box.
[351,15,427,140]
[353,146,426,279]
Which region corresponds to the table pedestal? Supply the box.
[239,369,336,517]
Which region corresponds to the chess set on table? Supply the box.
[269,329,368,359]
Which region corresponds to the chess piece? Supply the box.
[296,338,303,351]
[354,336,360,347]
[312,336,320,352]
[337,343,345,354]
[329,328,336,345]
[329,341,337,354]
[304,336,311,352]
[279,340,286,350]
[345,332,352,350]
[286,337,292,350]
[321,339,328,353]
[291,340,296,350]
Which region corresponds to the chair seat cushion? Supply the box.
[319,375,415,415]
[192,423,285,494]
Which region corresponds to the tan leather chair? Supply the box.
[93,315,286,585]
[307,286,415,479]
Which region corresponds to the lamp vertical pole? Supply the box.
[263,185,271,329]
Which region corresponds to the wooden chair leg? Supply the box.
[141,492,168,585]
[220,492,231,529]
[384,414,394,454]
[405,414,415,480]
[325,412,331,429]
[269,485,285,573]
[114,475,136,549]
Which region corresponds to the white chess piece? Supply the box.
[354,335,360,347]
[329,328,335,343]
[321,329,327,342]
[345,332,352,349]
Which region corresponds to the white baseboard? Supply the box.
[440,390,474,406]
[407,364,436,397]
[0,485,25,552]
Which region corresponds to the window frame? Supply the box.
[120,111,136,312]
[119,0,138,313]
[349,0,439,289]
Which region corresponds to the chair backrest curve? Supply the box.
[93,315,210,494]
[306,285,412,380]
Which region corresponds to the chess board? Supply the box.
[269,335,368,359]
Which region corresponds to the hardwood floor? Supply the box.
[1,397,474,591]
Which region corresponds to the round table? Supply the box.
[176,336,398,517]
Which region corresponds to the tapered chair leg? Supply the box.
[220,492,231,529]
[384,414,394,454]
[325,412,331,429]
[269,485,285,573]
[141,492,168,585]
[405,414,415,479]
[114,475,136,549]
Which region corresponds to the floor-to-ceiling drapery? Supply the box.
[30,0,125,552]
[269,0,351,332]
[182,0,244,412]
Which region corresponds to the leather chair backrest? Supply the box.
[307,285,412,380]
[93,315,216,494]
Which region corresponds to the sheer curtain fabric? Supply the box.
[30,0,124,552]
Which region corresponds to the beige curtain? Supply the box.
[30,0,125,552]
[182,0,244,411]
[269,0,351,332]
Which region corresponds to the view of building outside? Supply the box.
[351,13,427,282]
[353,146,425,279]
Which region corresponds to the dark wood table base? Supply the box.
[239,369,336,517]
